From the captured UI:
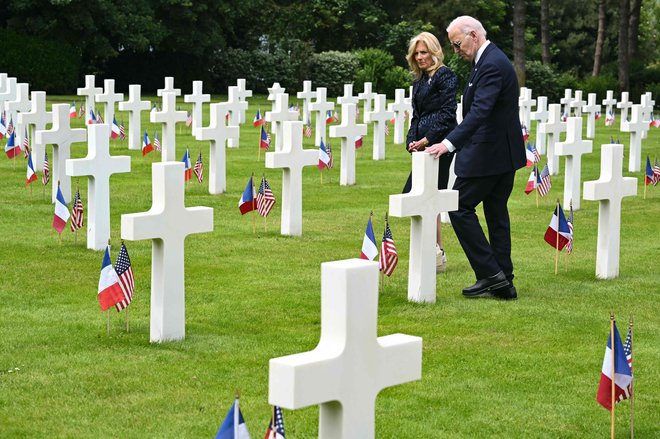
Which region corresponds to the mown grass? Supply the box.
[0,94,659,438]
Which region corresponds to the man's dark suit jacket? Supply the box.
[446,43,526,178]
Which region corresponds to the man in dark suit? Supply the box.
[426,15,525,300]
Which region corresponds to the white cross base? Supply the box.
[328,103,367,186]
[35,104,87,203]
[555,117,592,211]
[66,124,131,250]
[269,258,422,439]
[583,144,637,279]
[265,121,318,236]
[121,163,213,342]
[389,153,458,303]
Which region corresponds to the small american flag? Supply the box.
[154,131,161,152]
[384,121,390,136]
[78,102,85,118]
[119,120,126,140]
[96,112,104,124]
[304,120,312,138]
[193,152,204,183]
[566,201,574,254]
[378,221,398,276]
[537,164,551,197]
[70,189,84,232]
[256,176,276,218]
[264,405,286,439]
[22,128,30,158]
[653,157,660,185]
[186,111,193,127]
[42,152,50,185]
[6,116,14,136]
[326,142,334,169]
[114,242,135,312]
[623,326,633,370]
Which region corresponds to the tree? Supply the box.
[618,0,631,91]
[513,0,526,86]
[540,0,551,65]
[592,0,607,76]
[628,0,642,60]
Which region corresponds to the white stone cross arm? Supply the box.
[121,162,213,342]
[269,258,422,439]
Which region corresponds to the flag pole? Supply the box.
[74,180,79,244]
[629,314,634,439]
[643,178,647,200]
[271,405,277,439]
[123,240,130,333]
[554,200,560,275]
[610,312,615,439]
[251,173,256,234]
[107,238,112,337]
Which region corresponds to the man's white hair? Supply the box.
[447,16,487,37]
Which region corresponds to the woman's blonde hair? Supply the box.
[406,32,445,80]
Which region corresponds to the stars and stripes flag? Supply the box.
[653,157,660,185]
[26,154,37,187]
[0,112,6,138]
[69,102,77,118]
[119,120,126,140]
[624,325,633,372]
[378,220,398,276]
[596,320,633,411]
[318,139,330,170]
[384,120,390,136]
[42,152,50,185]
[78,102,85,118]
[97,245,126,311]
[536,164,551,197]
[264,405,286,439]
[256,175,276,218]
[253,108,264,127]
[142,130,153,156]
[566,201,574,254]
[524,166,537,194]
[260,125,271,150]
[70,188,84,232]
[360,215,378,261]
[326,142,334,169]
[304,119,312,138]
[186,111,193,127]
[22,127,30,158]
[645,155,654,186]
[4,131,20,159]
[153,131,161,152]
[182,148,192,181]
[96,111,104,124]
[193,151,204,183]
[526,142,540,167]
[6,115,14,136]
[543,202,571,251]
[114,242,135,312]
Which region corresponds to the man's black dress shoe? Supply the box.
[492,283,518,300]
[462,271,509,297]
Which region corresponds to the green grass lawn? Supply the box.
[1,94,659,438]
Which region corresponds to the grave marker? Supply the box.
[96,79,123,128]
[388,88,409,145]
[266,93,298,152]
[297,80,317,125]
[226,86,248,148]
[118,84,151,151]
[602,90,617,117]
[358,82,374,124]
[310,87,335,147]
[617,92,632,130]
[76,75,102,124]
[17,91,52,171]
[537,103,566,175]
[555,117,592,210]
[150,91,187,161]
[234,78,252,124]
[183,80,211,136]
[364,94,393,160]
[530,96,549,154]
[6,82,31,156]
[582,93,601,139]
[518,87,535,130]
[560,88,572,117]
[620,104,649,172]
[328,103,367,186]
[157,76,181,97]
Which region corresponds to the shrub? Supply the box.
[576,75,618,101]
[308,51,359,97]
[354,48,396,95]
[524,61,564,102]
[381,66,412,97]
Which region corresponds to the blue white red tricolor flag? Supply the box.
[253,108,264,127]
[543,202,571,251]
[239,176,256,215]
[53,184,70,233]
[97,246,125,311]
[4,131,20,159]
[524,166,537,195]
[360,215,378,261]
[318,139,330,170]
[525,143,540,167]
[182,148,192,181]
[111,117,121,139]
[260,125,271,150]
[26,154,37,186]
[142,130,153,156]
[70,102,77,119]
[645,155,654,186]
[596,320,633,411]
[215,399,251,439]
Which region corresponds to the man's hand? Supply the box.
[426,142,449,159]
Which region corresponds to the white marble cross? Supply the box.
[66,124,131,250]
[265,121,318,236]
[36,104,87,203]
[365,94,393,160]
[518,87,535,130]
[570,90,585,116]
[0,76,17,113]
[269,258,422,439]
[6,82,31,155]
[310,87,335,147]
[226,86,248,148]
[268,82,285,103]
[183,80,210,137]
[617,92,632,130]
[537,103,566,175]
[118,84,151,151]
[150,91,187,161]
[555,117,592,211]
[297,80,317,125]
[97,79,123,127]
[560,88,573,117]
[266,93,298,151]
[582,93,601,139]
[76,75,102,124]
[583,144,637,279]
[640,92,654,140]
[530,96,549,154]
[193,102,238,194]
[157,76,181,97]
[329,103,367,186]
[337,83,359,106]
[18,91,52,171]
[602,90,617,117]
[620,104,649,172]
[388,88,409,145]
[0,73,7,106]
[405,85,414,129]
[234,78,252,124]
[389,152,458,303]
[358,82,375,124]
[121,162,213,342]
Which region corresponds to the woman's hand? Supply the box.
[407,137,429,153]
